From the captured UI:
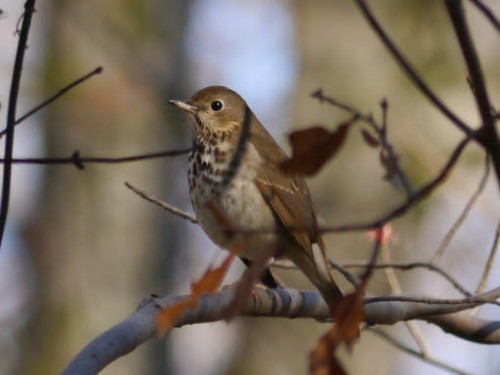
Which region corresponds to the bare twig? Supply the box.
[445,0,500,187]
[0,0,36,252]
[432,155,490,263]
[276,259,471,297]
[380,245,431,357]
[327,258,360,288]
[124,182,197,224]
[320,136,472,233]
[0,148,191,169]
[467,0,500,32]
[367,327,472,375]
[366,286,500,307]
[0,66,103,138]
[475,218,500,294]
[340,261,472,297]
[312,90,413,195]
[376,100,414,196]
[351,0,473,136]
[360,226,383,281]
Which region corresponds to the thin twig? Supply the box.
[0,67,103,138]
[366,286,500,307]
[124,182,197,224]
[320,136,472,233]
[432,154,490,263]
[328,258,360,288]
[467,0,500,32]
[367,327,472,375]
[380,245,431,357]
[340,261,472,297]
[0,0,36,252]
[312,90,413,196]
[360,226,383,283]
[0,148,191,169]
[352,0,474,137]
[445,0,500,188]
[375,99,413,196]
[275,259,471,297]
[475,218,500,294]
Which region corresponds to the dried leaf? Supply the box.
[156,254,235,336]
[360,129,380,148]
[156,298,197,337]
[333,288,365,350]
[281,124,351,176]
[310,285,366,375]
[191,254,235,296]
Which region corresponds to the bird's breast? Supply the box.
[188,141,279,259]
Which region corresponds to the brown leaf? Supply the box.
[281,124,351,176]
[360,128,380,148]
[310,261,370,375]
[310,286,365,375]
[156,298,197,337]
[310,226,384,374]
[191,254,235,296]
[156,254,235,336]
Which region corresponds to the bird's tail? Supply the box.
[287,239,343,314]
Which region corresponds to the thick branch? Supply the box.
[445,0,500,188]
[0,0,36,251]
[62,287,500,375]
[351,0,473,136]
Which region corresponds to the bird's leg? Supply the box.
[223,250,277,320]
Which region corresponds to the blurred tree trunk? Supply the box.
[20,1,190,374]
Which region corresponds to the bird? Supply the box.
[169,86,343,312]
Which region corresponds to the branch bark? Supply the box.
[62,287,500,375]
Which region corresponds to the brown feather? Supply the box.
[250,117,343,305]
[250,116,318,250]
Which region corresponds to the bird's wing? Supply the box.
[255,165,316,252]
[250,119,318,253]
[250,119,343,304]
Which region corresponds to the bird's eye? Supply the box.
[211,100,223,111]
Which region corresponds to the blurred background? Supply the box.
[0,0,499,374]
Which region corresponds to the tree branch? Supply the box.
[124,181,197,223]
[367,327,473,375]
[0,148,191,169]
[62,287,500,375]
[467,0,500,32]
[432,154,490,263]
[320,135,472,233]
[0,0,36,252]
[351,0,473,136]
[0,66,103,138]
[475,218,500,294]
[444,0,500,188]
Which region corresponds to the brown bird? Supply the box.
[169,86,343,312]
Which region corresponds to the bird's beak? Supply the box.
[168,99,198,114]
